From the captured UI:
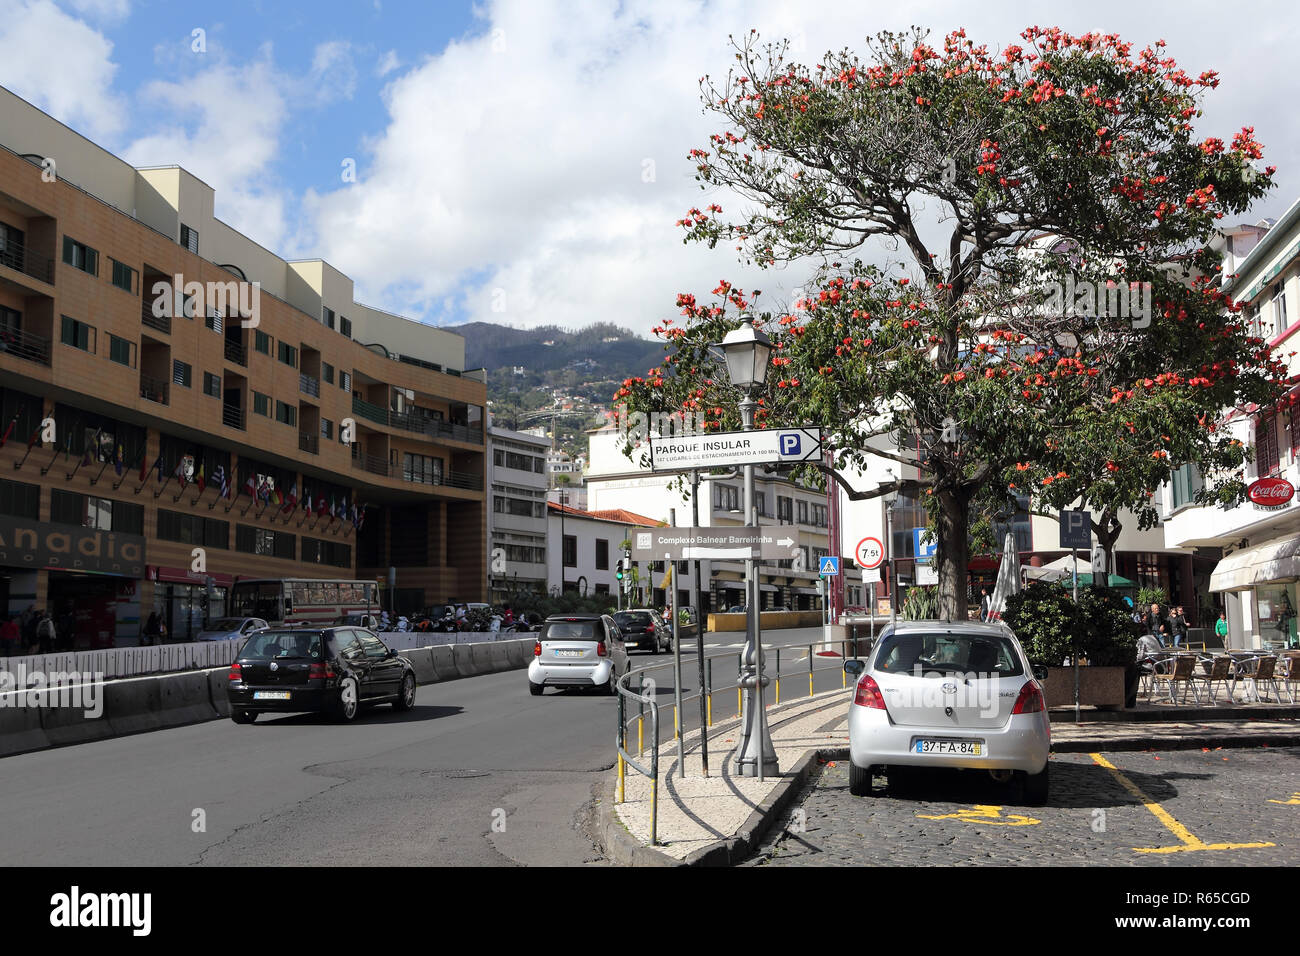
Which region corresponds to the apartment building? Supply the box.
[487,418,549,603]
[0,86,486,641]
[1160,205,1300,649]
[547,501,657,603]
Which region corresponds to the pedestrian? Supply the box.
[143,611,162,646]
[503,605,514,628]
[1215,611,1229,646]
[1167,606,1188,648]
[1142,602,1163,637]
[36,609,56,654]
[1,615,19,656]
[979,587,991,622]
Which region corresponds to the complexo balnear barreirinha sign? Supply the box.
[0,516,146,576]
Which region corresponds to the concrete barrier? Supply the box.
[401,648,438,685]
[506,639,528,668]
[0,698,51,757]
[39,678,119,747]
[451,643,477,678]
[157,672,219,728]
[103,677,165,737]
[429,645,456,681]
[208,667,232,716]
[483,642,512,674]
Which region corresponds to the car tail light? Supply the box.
[596,641,607,657]
[646,623,654,633]
[308,661,336,680]
[853,674,886,709]
[228,663,241,682]
[1012,681,1045,714]
[533,641,541,657]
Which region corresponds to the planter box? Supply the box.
[1042,665,1126,710]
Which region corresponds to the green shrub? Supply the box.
[901,585,939,620]
[1075,589,1139,666]
[1003,581,1138,667]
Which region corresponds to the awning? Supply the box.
[795,587,821,594]
[759,584,779,592]
[1210,536,1300,592]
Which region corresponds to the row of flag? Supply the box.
[0,408,367,531]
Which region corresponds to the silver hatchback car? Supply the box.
[843,620,1051,804]
[528,614,628,696]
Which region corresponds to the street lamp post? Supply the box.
[718,316,778,780]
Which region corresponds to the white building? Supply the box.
[583,427,831,612]
[487,420,550,603]
[1160,204,1300,650]
[547,502,657,603]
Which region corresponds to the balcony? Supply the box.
[224,339,247,367]
[425,419,484,445]
[140,373,169,405]
[0,326,51,366]
[141,300,171,335]
[299,432,319,454]
[351,450,391,478]
[0,243,54,284]
[351,395,389,427]
[299,373,320,398]
[222,405,246,430]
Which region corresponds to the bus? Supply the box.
[227,578,380,627]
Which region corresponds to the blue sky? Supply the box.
[3,0,1299,335]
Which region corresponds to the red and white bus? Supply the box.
[228,578,380,627]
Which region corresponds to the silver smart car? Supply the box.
[843,620,1052,804]
[528,614,628,696]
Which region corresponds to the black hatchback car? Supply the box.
[613,609,668,654]
[227,626,417,724]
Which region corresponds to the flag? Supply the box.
[174,458,188,491]
[63,428,74,461]
[328,495,337,523]
[243,473,256,499]
[195,461,206,494]
[113,444,124,476]
[316,495,328,517]
[214,465,229,499]
[272,484,284,507]
[27,426,41,451]
[282,483,298,514]
[152,455,165,481]
[0,411,17,449]
[256,478,270,503]
[356,504,366,532]
[301,488,311,513]
[139,453,150,483]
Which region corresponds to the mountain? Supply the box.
[451,321,665,381]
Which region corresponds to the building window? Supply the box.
[756,492,768,518]
[277,341,297,367]
[811,504,828,528]
[595,539,609,570]
[778,496,793,523]
[712,484,740,512]
[322,362,334,385]
[180,224,199,253]
[203,372,221,398]
[797,500,809,524]
[302,536,351,567]
[339,316,352,338]
[1275,287,1290,333]
[322,307,335,330]
[275,400,296,426]
[50,489,144,534]
[252,391,270,417]
[108,334,135,367]
[158,510,228,549]
[62,237,98,275]
[321,418,333,440]
[1257,413,1280,477]
[403,452,443,485]
[205,310,224,334]
[1169,463,1201,511]
[562,535,577,568]
[172,360,191,388]
[0,478,40,519]
[60,315,95,352]
[340,371,351,391]
[110,258,137,293]
[254,330,271,354]
[235,524,295,560]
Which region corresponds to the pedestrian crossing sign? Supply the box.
[819,556,840,576]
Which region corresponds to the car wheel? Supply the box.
[1022,764,1049,806]
[605,668,618,696]
[331,677,360,722]
[393,673,416,711]
[231,710,256,725]
[650,640,658,655]
[848,761,875,797]
[529,681,544,696]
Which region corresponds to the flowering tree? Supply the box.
[614,26,1285,618]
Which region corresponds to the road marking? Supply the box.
[1088,752,1276,854]
[916,804,1040,826]
[1267,792,1300,805]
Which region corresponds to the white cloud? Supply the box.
[0,0,122,139]
[310,40,357,103]
[301,0,1300,336]
[62,0,130,20]
[375,49,400,77]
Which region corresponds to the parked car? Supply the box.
[338,612,381,630]
[613,609,668,654]
[527,614,627,696]
[227,626,417,723]
[196,617,268,642]
[842,620,1051,805]
[664,606,700,651]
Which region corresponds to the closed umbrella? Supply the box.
[987,532,1021,620]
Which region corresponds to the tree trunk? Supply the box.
[935,487,971,620]
[1093,508,1122,589]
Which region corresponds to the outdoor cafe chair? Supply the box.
[1190,655,1234,706]
[1238,655,1283,704]
[1280,655,1299,705]
[1151,654,1200,705]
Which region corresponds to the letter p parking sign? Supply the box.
[779,433,801,456]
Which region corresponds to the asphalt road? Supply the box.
[0,625,840,867]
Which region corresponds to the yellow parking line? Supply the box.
[1089,752,1275,854]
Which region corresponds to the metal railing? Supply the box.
[221,404,246,430]
[426,419,484,445]
[224,338,247,366]
[614,636,870,846]
[139,373,169,405]
[0,325,51,365]
[298,432,319,454]
[351,450,391,477]
[0,243,54,283]
[141,301,171,335]
[351,395,388,426]
[299,373,319,398]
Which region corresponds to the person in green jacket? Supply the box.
[1215,612,1229,644]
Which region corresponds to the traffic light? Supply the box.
[615,559,625,582]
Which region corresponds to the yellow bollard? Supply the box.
[638,715,644,755]
[674,705,678,735]
[737,687,742,717]
[617,751,625,804]
[707,691,713,727]
[775,676,781,705]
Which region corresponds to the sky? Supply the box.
[2,0,1298,336]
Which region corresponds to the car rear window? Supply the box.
[873,631,1023,677]
[614,612,652,627]
[542,620,600,641]
[240,630,324,660]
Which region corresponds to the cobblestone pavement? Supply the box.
[745,747,1300,866]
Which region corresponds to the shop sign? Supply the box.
[0,516,146,576]
[1247,477,1295,509]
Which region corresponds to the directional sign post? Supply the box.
[629,527,802,562]
[648,427,823,472]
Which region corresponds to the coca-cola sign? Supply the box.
[1247,477,1295,507]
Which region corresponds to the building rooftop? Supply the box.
[547,503,660,527]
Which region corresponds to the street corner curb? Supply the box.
[596,771,682,867]
[1051,731,1300,753]
[682,745,850,867]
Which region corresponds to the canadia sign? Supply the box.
[1247,477,1296,510]
[0,515,146,576]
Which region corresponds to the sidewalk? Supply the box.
[599,689,1300,866]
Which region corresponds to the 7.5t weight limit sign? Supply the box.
[855,536,885,570]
